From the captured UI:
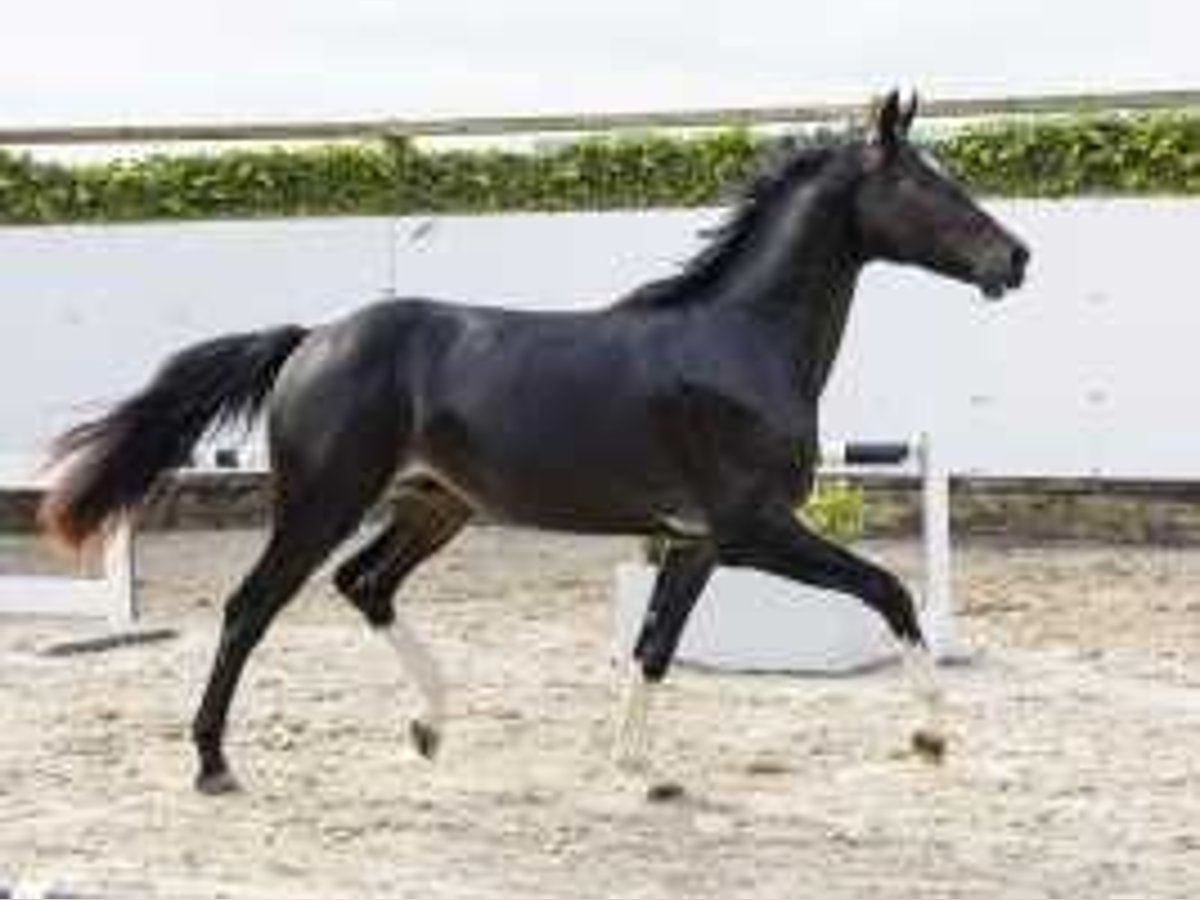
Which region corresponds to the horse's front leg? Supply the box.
[615,540,716,774]
[713,500,948,762]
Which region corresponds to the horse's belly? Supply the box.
[410,363,694,532]
[421,458,686,533]
[411,425,688,534]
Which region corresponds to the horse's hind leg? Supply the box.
[191,458,398,794]
[192,429,404,793]
[334,477,472,759]
[191,522,339,794]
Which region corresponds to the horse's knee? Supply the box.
[634,618,683,683]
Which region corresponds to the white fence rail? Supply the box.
[1,89,1195,147]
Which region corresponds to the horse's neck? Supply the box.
[716,187,863,397]
[793,267,860,396]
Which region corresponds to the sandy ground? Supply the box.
[1,527,1199,899]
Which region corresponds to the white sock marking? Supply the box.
[614,664,655,772]
[381,613,446,731]
[901,643,945,733]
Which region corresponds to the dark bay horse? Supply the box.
[40,92,1028,794]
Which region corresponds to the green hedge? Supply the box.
[1,112,1197,224]
[941,113,1200,196]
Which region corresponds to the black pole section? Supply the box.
[841,442,911,466]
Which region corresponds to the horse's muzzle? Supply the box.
[979,242,1030,300]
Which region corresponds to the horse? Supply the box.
[39,91,1029,795]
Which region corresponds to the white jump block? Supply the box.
[615,563,899,673]
[612,434,968,674]
[0,456,136,627]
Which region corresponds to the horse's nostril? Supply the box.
[1011,244,1030,272]
[1006,244,1030,288]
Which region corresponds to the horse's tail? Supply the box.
[39,325,309,549]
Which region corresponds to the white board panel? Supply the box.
[0,218,392,452]
[824,200,1200,478]
[1,200,1198,479]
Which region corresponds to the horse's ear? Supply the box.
[870,89,904,155]
[899,90,919,135]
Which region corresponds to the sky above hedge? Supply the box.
[2,1,1196,125]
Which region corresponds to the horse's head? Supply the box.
[852,90,1029,299]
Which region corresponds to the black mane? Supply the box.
[616,138,842,310]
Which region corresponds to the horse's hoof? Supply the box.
[645,780,686,803]
[195,768,242,796]
[410,720,441,760]
[911,728,948,764]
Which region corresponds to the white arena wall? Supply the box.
[1,198,1197,480]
